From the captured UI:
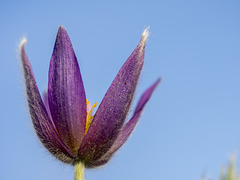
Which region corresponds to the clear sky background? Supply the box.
[1,0,240,179]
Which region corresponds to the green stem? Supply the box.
[74,161,85,180]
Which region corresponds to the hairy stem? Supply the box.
[74,161,85,180]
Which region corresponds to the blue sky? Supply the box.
[1,0,240,179]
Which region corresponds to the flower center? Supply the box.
[85,100,97,135]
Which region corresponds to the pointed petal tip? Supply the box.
[57,25,68,37]
[59,25,65,31]
[155,77,162,86]
[150,77,162,93]
[19,37,28,64]
[151,77,161,93]
[134,78,161,114]
[19,37,27,50]
[141,27,150,45]
[138,27,150,54]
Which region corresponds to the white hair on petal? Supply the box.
[141,27,150,44]
[139,27,150,54]
[19,37,27,51]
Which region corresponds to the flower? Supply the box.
[20,26,160,168]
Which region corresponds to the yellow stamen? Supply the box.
[85,100,97,135]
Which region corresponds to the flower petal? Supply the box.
[20,39,74,164]
[85,156,112,168]
[87,79,160,167]
[105,78,160,156]
[48,26,86,154]
[79,29,149,161]
[43,91,51,118]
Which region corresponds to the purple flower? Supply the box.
[20,26,160,168]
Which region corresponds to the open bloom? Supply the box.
[20,26,160,168]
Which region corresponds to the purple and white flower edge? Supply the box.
[20,26,160,179]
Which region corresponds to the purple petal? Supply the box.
[20,39,74,164]
[105,79,161,155]
[79,30,149,161]
[48,26,86,154]
[43,91,51,118]
[86,79,160,167]
[134,78,161,114]
[43,91,60,137]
